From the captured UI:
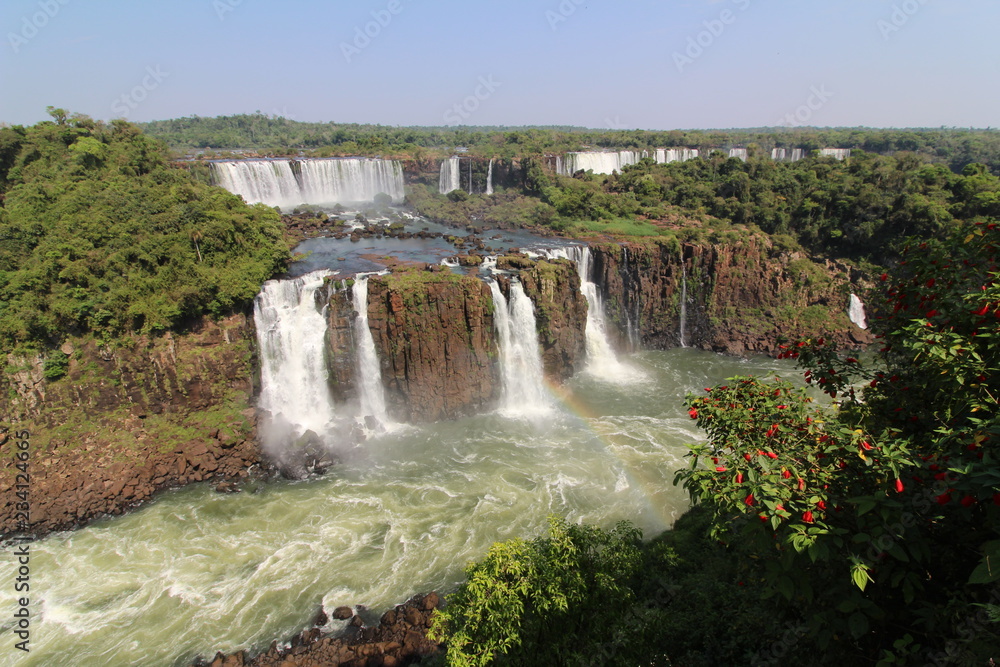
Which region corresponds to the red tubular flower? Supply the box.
[880,273,888,282]
[743,453,752,461]
[802,511,814,524]
[960,496,976,508]
[895,478,904,493]
[936,493,952,505]
[688,408,699,419]
[715,466,727,472]
[735,473,744,484]
[766,451,779,459]
[816,500,827,510]
[782,469,791,479]
[860,441,873,451]
[973,303,990,316]
[797,478,805,491]
[744,493,755,506]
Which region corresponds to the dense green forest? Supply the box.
[140,113,1000,174]
[0,109,289,358]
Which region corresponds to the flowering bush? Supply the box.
[677,220,1000,658]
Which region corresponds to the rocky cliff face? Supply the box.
[325,262,588,423]
[592,234,872,356]
[0,315,262,537]
[364,271,498,423]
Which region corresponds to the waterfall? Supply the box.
[352,275,390,425]
[439,157,462,194]
[489,280,551,417]
[679,263,688,348]
[820,148,851,160]
[848,294,868,330]
[485,159,494,195]
[622,246,640,350]
[254,271,336,438]
[728,148,748,161]
[560,150,643,176]
[211,158,404,209]
[771,148,805,162]
[298,159,404,205]
[212,160,302,210]
[545,246,636,381]
[655,148,699,164]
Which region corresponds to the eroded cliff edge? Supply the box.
[0,314,262,537]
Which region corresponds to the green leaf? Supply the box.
[848,612,869,639]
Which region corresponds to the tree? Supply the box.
[676,219,1000,661]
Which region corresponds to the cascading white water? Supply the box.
[560,150,643,176]
[254,271,336,438]
[211,158,404,209]
[352,275,390,425]
[298,159,405,205]
[848,293,868,330]
[654,148,699,164]
[771,148,806,162]
[728,148,748,161]
[439,157,461,194]
[212,160,302,210]
[679,264,688,348]
[545,246,623,379]
[485,158,494,195]
[489,280,551,417]
[820,148,851,160]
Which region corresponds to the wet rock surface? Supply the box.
[197,593,443,667]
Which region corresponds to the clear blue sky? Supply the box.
[1,0,997,129]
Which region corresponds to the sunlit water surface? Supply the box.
[0,349,794,666]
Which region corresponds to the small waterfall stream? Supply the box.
[485,158,494,195]
[679,263,688,348]
[489,280,551,417]
[352,275,390,426]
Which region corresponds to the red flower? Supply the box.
[936,493,952,505]
[797,478,805,491]
[743,453,752,461]
[973,303,990,316]
[960,496,976,508]
[715,466,727,472]
[860,441,873,451]
[894,478,904,493]
[688,408,699,419]
[782,469,791,479]
[880,273,888,282]
[816,500,827,510]
[802,511,814,524]
[744,493,755,506]
[766,451,778,459]
[735,473,744,484]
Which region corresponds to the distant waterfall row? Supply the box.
[212,158,404,209]
[551,147,851,175]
